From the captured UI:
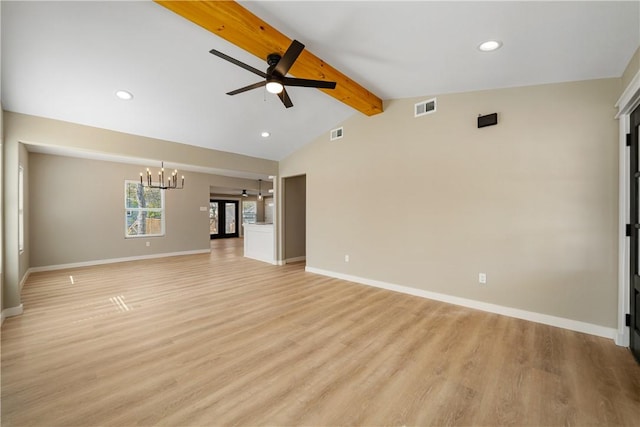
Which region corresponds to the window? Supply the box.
[242,200,257,224]
[265,199,274,224]
[18,165,24,252]
[124,181,164,238]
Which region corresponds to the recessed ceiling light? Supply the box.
[115,90,133,100]
[478,40,502,52]
[261,131,270,138]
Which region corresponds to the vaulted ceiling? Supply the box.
[2,1,639,163]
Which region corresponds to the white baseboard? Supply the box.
[19,269,31,292]
[306,266,617,342]
[1,304,24,325]
[28,249,211,273]
[616,330,630,347]
[244,254,281,265]
[284,256,306,264]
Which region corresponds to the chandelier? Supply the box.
[139,161,184,190]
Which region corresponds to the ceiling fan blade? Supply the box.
[282,77,337,90]
[209,49,267,79]
[274,40,305,77]
[227,81,266,96]
[277,88,294,108]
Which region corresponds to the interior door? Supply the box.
[629,104,640,363]
[210,199,239,239]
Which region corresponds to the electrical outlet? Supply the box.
[479,273,487,284]
[345,254,350,263]
[146,241,150,247]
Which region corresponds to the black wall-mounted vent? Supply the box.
[478,113,498,128]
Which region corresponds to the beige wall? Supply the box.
[29,153,213,267]
[29,154,278,267]
[3,121,21,310]
[280,78,620,328]
[4,111,278,177]
[622,46,640,92]
[284,175,306,260]
[3,111,279,311]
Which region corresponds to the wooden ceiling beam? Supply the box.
[154,0,383,116]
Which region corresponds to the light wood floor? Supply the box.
[2,239,639,426]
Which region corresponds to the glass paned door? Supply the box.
[225,202,236,234]
[210,199,239,239]
[209,202,219,237]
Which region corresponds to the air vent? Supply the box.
[415,98,436,117]
[330,127,344,141]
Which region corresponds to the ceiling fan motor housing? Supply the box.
[267,53,282,68]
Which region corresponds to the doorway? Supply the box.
[283,175,306,263]
[629,104,640,362]
[210,199,239,239]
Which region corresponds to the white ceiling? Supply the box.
[2,1,639,163]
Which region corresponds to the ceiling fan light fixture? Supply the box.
[266,81,284,94]
[242,189,248,197]
[478,40,502,52]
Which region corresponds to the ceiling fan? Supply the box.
[209,40,337,108]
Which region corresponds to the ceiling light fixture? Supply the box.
[266,80,284,94]
[115,90,134,100]
[139,161,184,190]
[261,131,270,138]
[478,40,502,52]
[242,189,248,197]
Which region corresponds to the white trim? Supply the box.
[284,256,306,264]
[18,165,24,253]
[243,254,278,265]
[27,249,211,273]
[306,267,617,340]
[618,114,631,347]
[19,269,31,292]
[1,304,24,325]
[616,69,640,118]
[616,68,640,347]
